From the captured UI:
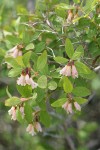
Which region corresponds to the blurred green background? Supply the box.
[0,0,100,150]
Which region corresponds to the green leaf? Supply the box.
[5,97,21,106]
[16,109,25,124]
[48,81,57,90]
[35,42,45,53]
[25,43,34,50]
[75,61,92,74]
[0,49,6,56]
[72,45,84,60]
[65,39,74,58]
[74,97,88,104]
[51,98,67,107]
[6,35,21,45]
[56,3,74,10]
[15,56,25,67]
[24,103,33,123]
[16,85,32,97]
[72,87,91,97]
[73,0,80,3]
[37,51,47,71]
[40,111,51,127]
[54,56,68,63]
[5,57,20,68]
[75,61,96,79]
[63,77,73,93]
[35,88,45,103]
[8,68,22,77]
[37,75,47,89]
[23,51,32,66]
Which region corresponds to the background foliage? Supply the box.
[0,0,100,150]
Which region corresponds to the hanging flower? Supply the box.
[60,65,71,76]
[8,106,17,120]
[17,74,38,89]
[34,122,42,132]
[26,122,42,136]
[67,10,73,23]
[74,102,81,111]
[60,61,78,79]
[26,124,36,136]
[72,65,78,79]
[62,101,73,114]
[7,45,22,58]
[19,106,25,118]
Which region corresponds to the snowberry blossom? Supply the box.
[72,65,78,79]
[26,122,42,136]
[17,74,38,89]
[60,64,78,79]
[8,106,17,120]
[26,124,36,136]
[19,106,25,118]
[60,65,71,76]
[62,101,73,114]
[34,122,42,132]
[8,46,22,58]
[74,102,81,111]
[67,10,73,23]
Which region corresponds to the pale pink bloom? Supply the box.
[60,65,71,76]
[8,106,17,120]
[34,122,42,132]
[18,51,22,56]
[29,78,38,89]
[72,65,78,79]
[67,11,73,23]
[62,101,73,114]
[17,74,26,86]
[26,124,36,136]
[20,106,25,118]
[17,74,38,89]
[8,46,22,58]
[74,102,81,111]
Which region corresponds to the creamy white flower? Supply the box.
[60,65,71,76]
[17,74,26,86]
[8,46,22,58]
[72,65,78,79]
[17,74,38,89]
[62,101,73,114]
[34,122,42,132]
[8,106,17,121]
[67,10,73,23]
[20,106,25,118]
[26,124,36,136]
[74,102,81,111]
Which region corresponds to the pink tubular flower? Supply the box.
[8,106,17,121]
[26,124,36,136]
[74,102,81,111]
[34,122,42,132]
[60,65,71,77]
[8,46,22,58]
[17,74,38,89]
[19,106,25,118]
[67,10,73,23]
[62,101,73,114]
[72,65,78,79]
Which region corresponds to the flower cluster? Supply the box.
[7,45,23,58]
[8,106,25,120]
[26,122,42,136]
[17,68,38,89]
[62,100,81,114]
[60,62,78,79]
